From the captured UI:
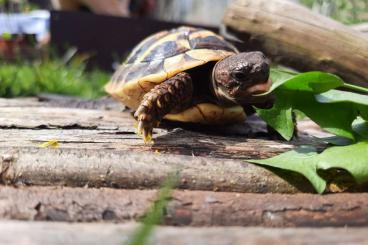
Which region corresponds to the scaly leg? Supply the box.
[134,72,193,142]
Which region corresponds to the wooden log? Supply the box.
[223,0,368,87]
[0,95,124,111]
[1,186,368,227]
[0,98,323,193]
[0,98,365,193]
[0,142,311,193]
[1,221,367,245]
[352,23,368,33]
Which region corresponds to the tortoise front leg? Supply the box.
[134,72,193,142]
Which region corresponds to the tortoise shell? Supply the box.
[105,26,246,124]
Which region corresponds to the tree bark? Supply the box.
[1,186,368,227]
[223,0,368,87]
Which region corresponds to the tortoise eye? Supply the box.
[231,70,248,80]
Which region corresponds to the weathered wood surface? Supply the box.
[223,0,368,87]
[1,186,368,227]
[353,23,368,34]
[1,97,323,193]
[0,221,367,245]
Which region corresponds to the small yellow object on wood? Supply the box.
[39,140,60,148]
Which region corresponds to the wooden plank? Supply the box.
[0,186,368,227]
[223,0,368,87]
[1,221,367,245]
[1,98,322,193]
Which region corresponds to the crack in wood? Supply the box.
[0,152,15,185]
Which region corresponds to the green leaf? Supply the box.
[257,70,364,141]
[316,89,368,121]
[249,141,368,193]
[267,69,295,93]
[249,146,326,193]
[255,90,294,140]
[281,72,344,93]
[265,70,344,95]
[257,89,357,140]
[316,90,368,106]
[293,92,357,140]
[253,69,368,193]
[316,141,368,184]
[359,107,368,121]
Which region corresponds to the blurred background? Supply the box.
[0,0,367,99]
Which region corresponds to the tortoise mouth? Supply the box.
[230,79,273,104]
[247,79,273,96]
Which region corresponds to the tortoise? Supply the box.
[105,26,272,142]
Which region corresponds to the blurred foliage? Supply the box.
[1,0,366,100]
[0,57,110,98]
[0,0,39,12]
[300,0,368,24]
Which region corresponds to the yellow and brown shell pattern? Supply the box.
[105,26,246,124]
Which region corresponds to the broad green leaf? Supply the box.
[280,72,344,93]
[255,90,294,140]
[257,89,357,141]
[249,146,326,193]
[316,90,368,106]
[267,69,295,93]
[316,141,368,184]
[292,92,357,140]
[257,71,363,141]
[263,70,343,95]
[359,106,368,121]
[316,89,368,121]
[252,70,368,193]
[249,141,368,193]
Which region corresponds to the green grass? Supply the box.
[0,59,110,99]
[128,174,178,245]
[300,0,368,24]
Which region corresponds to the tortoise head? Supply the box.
[212,51,272,105]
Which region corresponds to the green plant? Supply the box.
[0,58,110,99]
[128,174,178,245]
[250,69,368,193]
[300,0,368,24]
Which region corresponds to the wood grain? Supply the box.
[0,98,322,193]
[1,221,367,245]
[1,186,368,227]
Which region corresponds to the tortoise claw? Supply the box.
[137,121,153,143]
